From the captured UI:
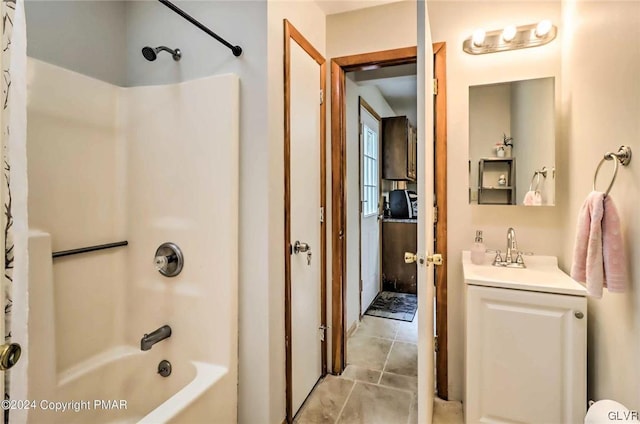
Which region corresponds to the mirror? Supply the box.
[468,77,555,206]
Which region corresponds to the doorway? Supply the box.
[358,99,382,323]
[283,20,328,423]
[330,45,448,399]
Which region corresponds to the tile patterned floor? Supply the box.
[294,313,464,424]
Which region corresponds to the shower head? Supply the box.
[142,46,182,62]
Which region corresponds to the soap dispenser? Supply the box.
[471,230,486,265]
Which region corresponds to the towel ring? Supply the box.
[529,167,548,192]
[592,145,632,196]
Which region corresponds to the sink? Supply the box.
[462,251,587,296]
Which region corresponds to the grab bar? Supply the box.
[52,241,128,259]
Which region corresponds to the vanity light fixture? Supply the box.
[535,19,553,37]
[463,20,557,55]
[472,29,486,47]
[502,25,517,42]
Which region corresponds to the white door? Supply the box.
[360,106,381,314]
[289,40,322,415]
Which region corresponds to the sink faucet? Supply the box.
[506,227,518,264]
[491,228,529,268]
[141,325,172,351]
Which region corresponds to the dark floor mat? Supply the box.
[364,291,417,322]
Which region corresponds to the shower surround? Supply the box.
[26,58,238,423]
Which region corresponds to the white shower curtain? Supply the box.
[2,0,27,421]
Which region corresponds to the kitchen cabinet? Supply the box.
[465,284,586,423]
[382,116,417,181]
[478,157,516,205]
[381,220,417,294]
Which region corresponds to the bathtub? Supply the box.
[35,346,226,424]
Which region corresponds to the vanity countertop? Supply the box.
[382,218,417,223]
[462,251,587,297]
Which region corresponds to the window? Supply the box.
[362,124,378,217]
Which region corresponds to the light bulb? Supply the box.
[535,20,552,37]
[502,25,517,42]
[472,29,486,47]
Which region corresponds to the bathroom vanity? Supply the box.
[462,251,587,423]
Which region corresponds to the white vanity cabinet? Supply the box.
[463,251,587,424]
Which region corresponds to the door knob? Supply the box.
[404,252,417,264]
[405,252,443,266]
[293,241,310,254]
[0,343,21,370]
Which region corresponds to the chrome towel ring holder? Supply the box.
[529,167,548,193]
[593,145,632,196]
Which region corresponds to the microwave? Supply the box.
[389,190,417,219]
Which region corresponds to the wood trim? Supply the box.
[283,19,327,423]
[330,58,346,374]
[331,47,419,374]
[357,99,362,322]
[433,42,449,400]
[332,46,418,71]
[283,20,292,422]
[359,97,381,121]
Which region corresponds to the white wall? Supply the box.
[25,0,127,86]
[427,0,563,401]
[345,77,396,333]
[560,0,640,409]
[26,59,127,371]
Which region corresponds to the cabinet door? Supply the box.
[382,117,412,180]
[466,285,586,423]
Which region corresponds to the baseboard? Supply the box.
[347,319,359,338]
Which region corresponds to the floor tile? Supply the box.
[395,324,418,343]
[295,375,354,424]
[433,397,464,424]
[384,341,418,377]
[409,394,418,424]
[354,315,399,339]
[337,382,412,424]
[347,334,393,371]
[341,365,381,384]
[379,372,417,392]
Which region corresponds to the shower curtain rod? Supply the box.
[52,241,129,259]
[158,0,243,57]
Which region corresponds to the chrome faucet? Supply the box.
[491,228,528,268]
[506,227,517,264]
[141,325,172,351]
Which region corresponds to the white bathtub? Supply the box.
[35,346,226,424]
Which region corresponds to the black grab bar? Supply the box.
[52,241,129,259]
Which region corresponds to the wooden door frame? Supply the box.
[283,19,327,423]
[330,44,448,399]
[433,42,448,400]
[357,97,382,321]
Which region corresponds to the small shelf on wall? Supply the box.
[478,157,516,205]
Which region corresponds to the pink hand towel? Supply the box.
[602,195,627,293]
[523,190,542,206]
[571,191,627,297]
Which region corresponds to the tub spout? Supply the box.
[141,325,172,351]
